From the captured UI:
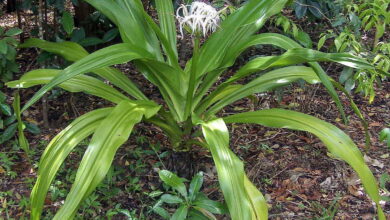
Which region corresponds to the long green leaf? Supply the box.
[233,33,374,123]
[7,69,130,104]
[204,66,319,116]
[54,100,159,219]
[20,38,148,100]
[19,38,88,61]
[331,80,371,148]
[196,47,372,113]
[154,0,178,65]
[21,43,152,112]
[224,109,385,220]
[228,48,373,84]
[12,92,29,153]
[135,62,186,121]
[196,0,288,77]
[30,108,112,220]
[243,175,268,220]
[84,0,163,60]
[201,118,268,220]
[21,39,184,119]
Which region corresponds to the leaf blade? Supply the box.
[224,109,385,220]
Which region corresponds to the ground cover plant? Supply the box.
[5,0,387,219]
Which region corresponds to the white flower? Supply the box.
[176,1,220,37]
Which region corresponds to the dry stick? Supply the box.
[38,0,50,128]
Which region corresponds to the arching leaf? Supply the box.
[224,109,385,220]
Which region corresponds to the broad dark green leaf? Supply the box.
[171,205,188,220]
[5,28,22,36]
[102,28,119,42]
[159,170,187,198]
[193,193,227,215]
[24,122,41,134]
[189,172,203,201]
[160,194,183,204]
[0,91,6,102]
[152,205,171,220]
[0,39,7,54]
[0,123,17,144]
[3,115,16,126]
[79,37,104,47]
[0,103,12,116]
[61,11,74,35]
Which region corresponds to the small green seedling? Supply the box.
[379,128,390,148]
[153,170,227,220]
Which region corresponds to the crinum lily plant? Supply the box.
[7,0,385,219]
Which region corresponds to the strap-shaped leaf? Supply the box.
[239,33,353,123]
[84,0,163,60]
[7,69,130,104]
[20,38,148,100]
[198,85,242,113]
[21,43,151,112]
[54,100,159,219]
[136,62,186,121]
[30,108,113,220]
[243,175,268,220]
[196,0,288,78]
[201,119,268,220]
[204,66,319,116]
[19,38,89,61]
[228,48,373,84]
[224,109,385,220]
[12,92,29,153]
[195,47,372,115]
[154,0,178,65]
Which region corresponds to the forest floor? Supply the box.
[1,6,390,220]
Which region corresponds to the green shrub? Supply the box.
[0,27,21,83]
[152,170,227,219]
[7,0,385,219]
[0,91,39,150]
